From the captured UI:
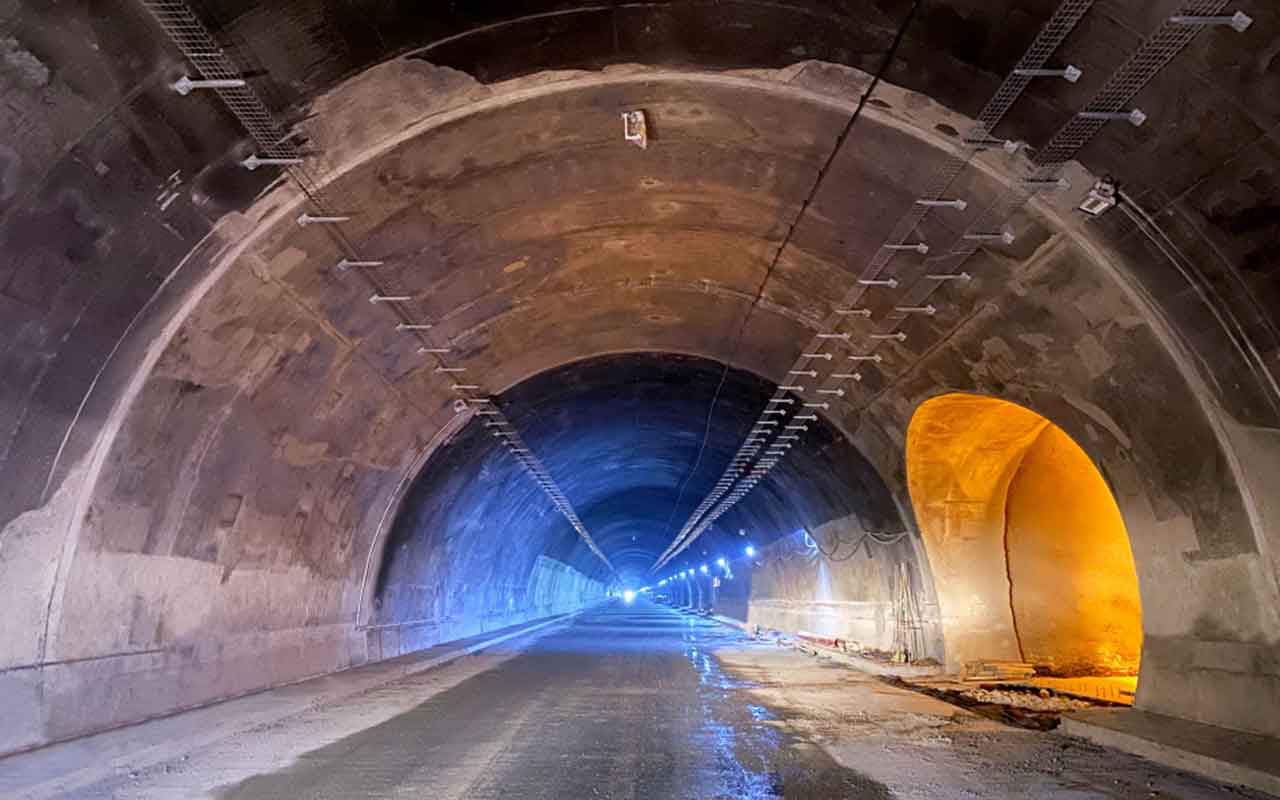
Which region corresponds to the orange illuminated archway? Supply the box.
[906,394,1142,679]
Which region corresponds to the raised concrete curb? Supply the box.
[711,614,750,632]
[795,643,946,678]
[701,610,945,679]
[1061,709,1280,798]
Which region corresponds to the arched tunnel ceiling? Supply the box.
[283,65,1016,395]
[378,353,902,593]
[222,63,1046,590]
[3,0,1277,542]
[2,0,1280,755]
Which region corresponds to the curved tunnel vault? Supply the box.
[374,352,905,631]
[2,0,1279,760]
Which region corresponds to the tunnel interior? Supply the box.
[1,0,1279,776]
[374,352,906,628]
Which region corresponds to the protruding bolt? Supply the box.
[1078,109,1147,127]
[298,213,351,226]
[1169,12,1251,32]
[915,198,968,210]
[1021,176,1071,192]
[883,243,929,254]
[964,229,1017,245]
[241,154,303,170]
[172,76,246,95]
[1014,65,1082,82]
[337,259,385,271]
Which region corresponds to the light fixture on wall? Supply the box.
[1078,177,1119,217]
[622,110,649,149]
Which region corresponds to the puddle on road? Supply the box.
[682,618,893,799]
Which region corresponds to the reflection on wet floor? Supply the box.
[679,615,892,799]
[682,620,785,798]
[217,601,890,799]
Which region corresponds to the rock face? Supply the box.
[0,0,1278,755]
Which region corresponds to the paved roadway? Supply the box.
[218,600,888,799]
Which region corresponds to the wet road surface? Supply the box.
[218,601,889,799]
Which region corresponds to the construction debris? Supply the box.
[961,660,1037,682]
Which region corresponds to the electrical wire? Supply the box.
[812,525,911,562]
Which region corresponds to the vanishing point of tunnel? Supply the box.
[2,1,1280,798]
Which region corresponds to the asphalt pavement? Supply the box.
[218,600,888,799]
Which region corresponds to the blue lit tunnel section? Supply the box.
[373,353,904,637]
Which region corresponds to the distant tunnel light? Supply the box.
[700,564,709,574]
[622,590,636,603]
[745,545,757,557]
[716,557,727,568]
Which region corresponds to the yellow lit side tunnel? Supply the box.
[906,393,1142,681]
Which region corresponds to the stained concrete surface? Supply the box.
[715,643,1276,799]
[1063,709,1280,797]
[5,36,1279,751]
[5,600,1271,799]
[3,0,1280,755]
[217,601,886,800]
[0,614,580,799]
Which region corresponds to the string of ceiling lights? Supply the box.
[652,0,1252,573]
[142,0,616,574]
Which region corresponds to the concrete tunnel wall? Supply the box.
[706,524,943,664]
[0,0,1279,756]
